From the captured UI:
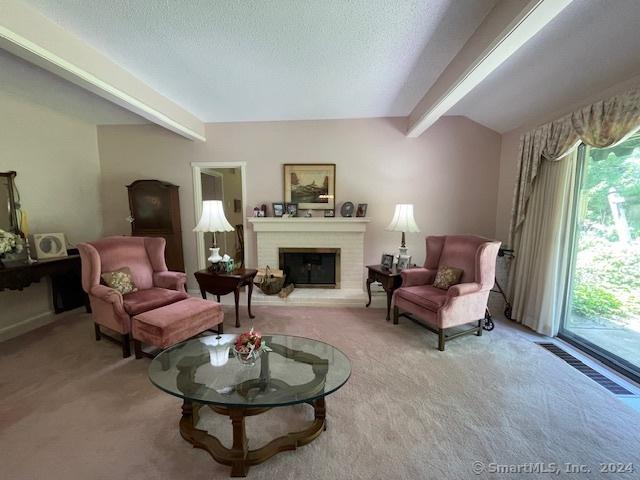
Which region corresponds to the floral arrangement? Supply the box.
[234,329,270,365]
[235,328,262,354]
[0,229,18,256]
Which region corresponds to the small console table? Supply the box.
[0,251,90,314]
[194,267,258,328]
[365,264,405,321]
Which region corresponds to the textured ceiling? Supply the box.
[0,49,146,125]
[447,0,640,133]
[22,0,495,123]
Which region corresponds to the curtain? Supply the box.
[508,152,577,335]
[507,86,640,336]
[509,87,640,242]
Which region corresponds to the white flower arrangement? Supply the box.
[0,229,18,256]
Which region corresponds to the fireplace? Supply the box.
[279,248,340,288]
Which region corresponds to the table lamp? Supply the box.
[193,200,234,269]
[201,334,233,367]
[386,204,420,257]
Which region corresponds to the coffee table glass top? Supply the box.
[148,334,351,408]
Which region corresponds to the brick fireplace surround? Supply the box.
[248,217,370,306]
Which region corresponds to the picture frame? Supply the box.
[397,254,412,271]
[32,233,68,259]
[356,203,368,217]
[283,164,335,210]
[324,209,335,218]
[285,203,298,217]
[272,202,285,217]
[380,253,394,270]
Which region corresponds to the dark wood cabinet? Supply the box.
[127,180,185,272]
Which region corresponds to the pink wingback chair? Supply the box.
[393,235,501,351]
[78,236,188,357]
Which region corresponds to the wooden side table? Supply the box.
[365,264,404,321]
[194,267,258,328]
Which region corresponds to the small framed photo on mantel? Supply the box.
[272,203,285,217]
[356,203,368,217]
[285,203,298,217]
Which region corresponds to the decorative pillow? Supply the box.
[101,267,138,295]
[433,266,463,290]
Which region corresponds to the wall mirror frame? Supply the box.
[0,171,20,234]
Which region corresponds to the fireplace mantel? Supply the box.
[248,217,370,233]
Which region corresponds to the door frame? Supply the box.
[200,169,227,253]
[191,162,248,271]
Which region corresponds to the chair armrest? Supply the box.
[153,271,187,292]
[400,268,436,287]
[447,282,482,297]
[90,284,123,303]
[89,284,127,318]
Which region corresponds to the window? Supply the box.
[560,132,640,380]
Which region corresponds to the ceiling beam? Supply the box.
[407,0,573,138]
[0,0,206,141]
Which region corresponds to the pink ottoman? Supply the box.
[132,297,223,359]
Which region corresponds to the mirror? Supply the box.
[0,171,20,233]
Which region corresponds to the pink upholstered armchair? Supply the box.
[393,235,501,351]
[78,236,188,357]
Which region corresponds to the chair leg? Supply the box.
[477,319,483,336]
[94,323,101,341]
[134,339,143,359]
[438,329,445,351]
[217,322,224,334]
[393,306,399,325]
[122,333,131,358]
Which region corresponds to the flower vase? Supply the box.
[233,346,262,367]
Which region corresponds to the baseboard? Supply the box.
[0,309,56,342]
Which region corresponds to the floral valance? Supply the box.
[509,87,640,244]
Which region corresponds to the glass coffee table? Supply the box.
[148,334,351,477]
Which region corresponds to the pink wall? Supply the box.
[97,116,501,289]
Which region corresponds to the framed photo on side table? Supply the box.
[283,164,335,210]
[397,255,412,271]
[380,253,394,270]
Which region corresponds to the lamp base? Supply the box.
[398,246,408,257]
[208,247,223,264]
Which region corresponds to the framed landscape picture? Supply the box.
[283,164,335,210]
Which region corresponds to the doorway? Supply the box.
[192,162,248,271]
[560,133,640,380]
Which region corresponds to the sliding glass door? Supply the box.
[560,133,640,379]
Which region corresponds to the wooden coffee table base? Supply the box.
[180,398,327,477]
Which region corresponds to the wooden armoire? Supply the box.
[127,180,185,272]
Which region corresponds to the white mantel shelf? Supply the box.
[248,217,371,233]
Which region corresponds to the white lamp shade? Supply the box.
[386,204,420,233]
[193,200,234,233]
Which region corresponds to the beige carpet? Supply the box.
[1,306,639,479]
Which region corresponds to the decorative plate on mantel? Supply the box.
[340,202,354,217]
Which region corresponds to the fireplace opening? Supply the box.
[279,248,340,288]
